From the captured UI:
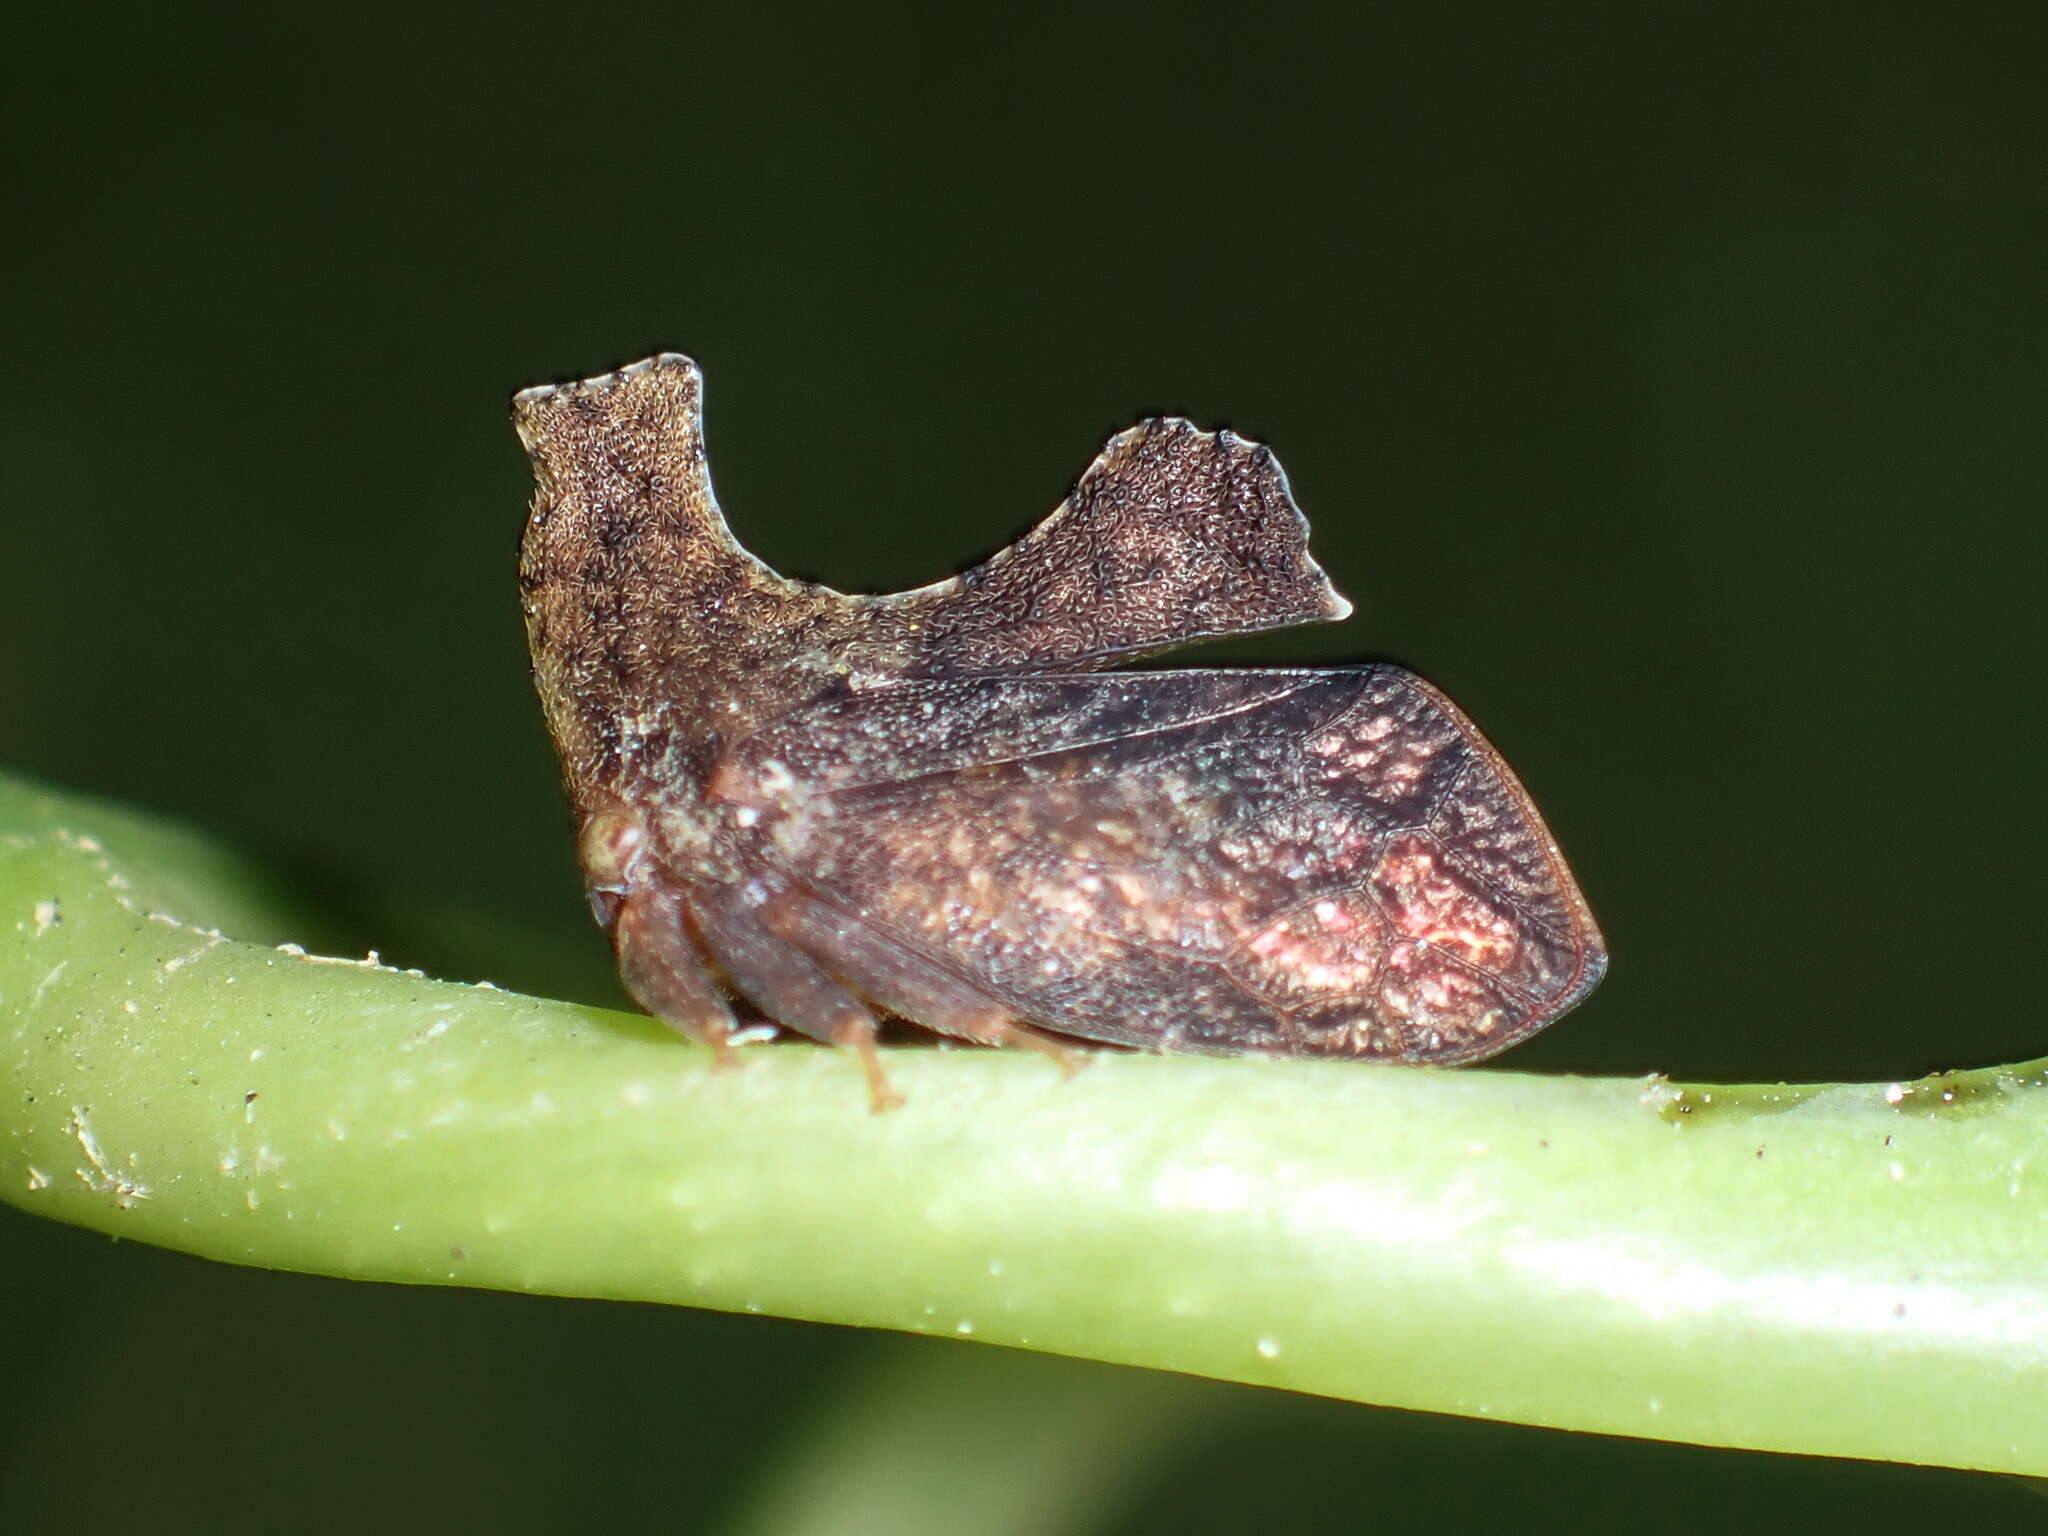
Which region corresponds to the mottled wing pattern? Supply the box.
[869,420,1352,676]
[713,668,1605,1062]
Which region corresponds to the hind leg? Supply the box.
[690,884,902,1111]
[763,891,1081,1075]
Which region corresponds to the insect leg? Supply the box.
[612,886,739,1063]
[690,884,902,1111]
[764,891,1081,1074]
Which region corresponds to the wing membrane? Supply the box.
[714,667,1605,1062]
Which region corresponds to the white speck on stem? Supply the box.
[31,961,68,1007]
[69,1107,150,1207]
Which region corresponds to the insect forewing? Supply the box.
[712,667,1605,1062]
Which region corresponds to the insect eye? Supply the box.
[578,807,647,884]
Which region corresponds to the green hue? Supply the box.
[6,773,2044,1476]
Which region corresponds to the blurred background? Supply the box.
[5,2,2044,1529]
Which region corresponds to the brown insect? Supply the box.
[513,354,1604,1107]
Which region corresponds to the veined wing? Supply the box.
[711,668,1604,1062]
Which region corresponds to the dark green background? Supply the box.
[6,4,2043,1530]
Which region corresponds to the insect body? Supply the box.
[514,355,1604,1106]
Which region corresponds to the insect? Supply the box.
[513,354,1605,1107]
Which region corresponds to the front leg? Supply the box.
[612,885,739,1067]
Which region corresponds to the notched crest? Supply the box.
[514,354,1605,1106]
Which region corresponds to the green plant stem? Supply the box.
[4,772,2045,1474]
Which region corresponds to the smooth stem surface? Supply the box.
[4,772,2046,1475]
